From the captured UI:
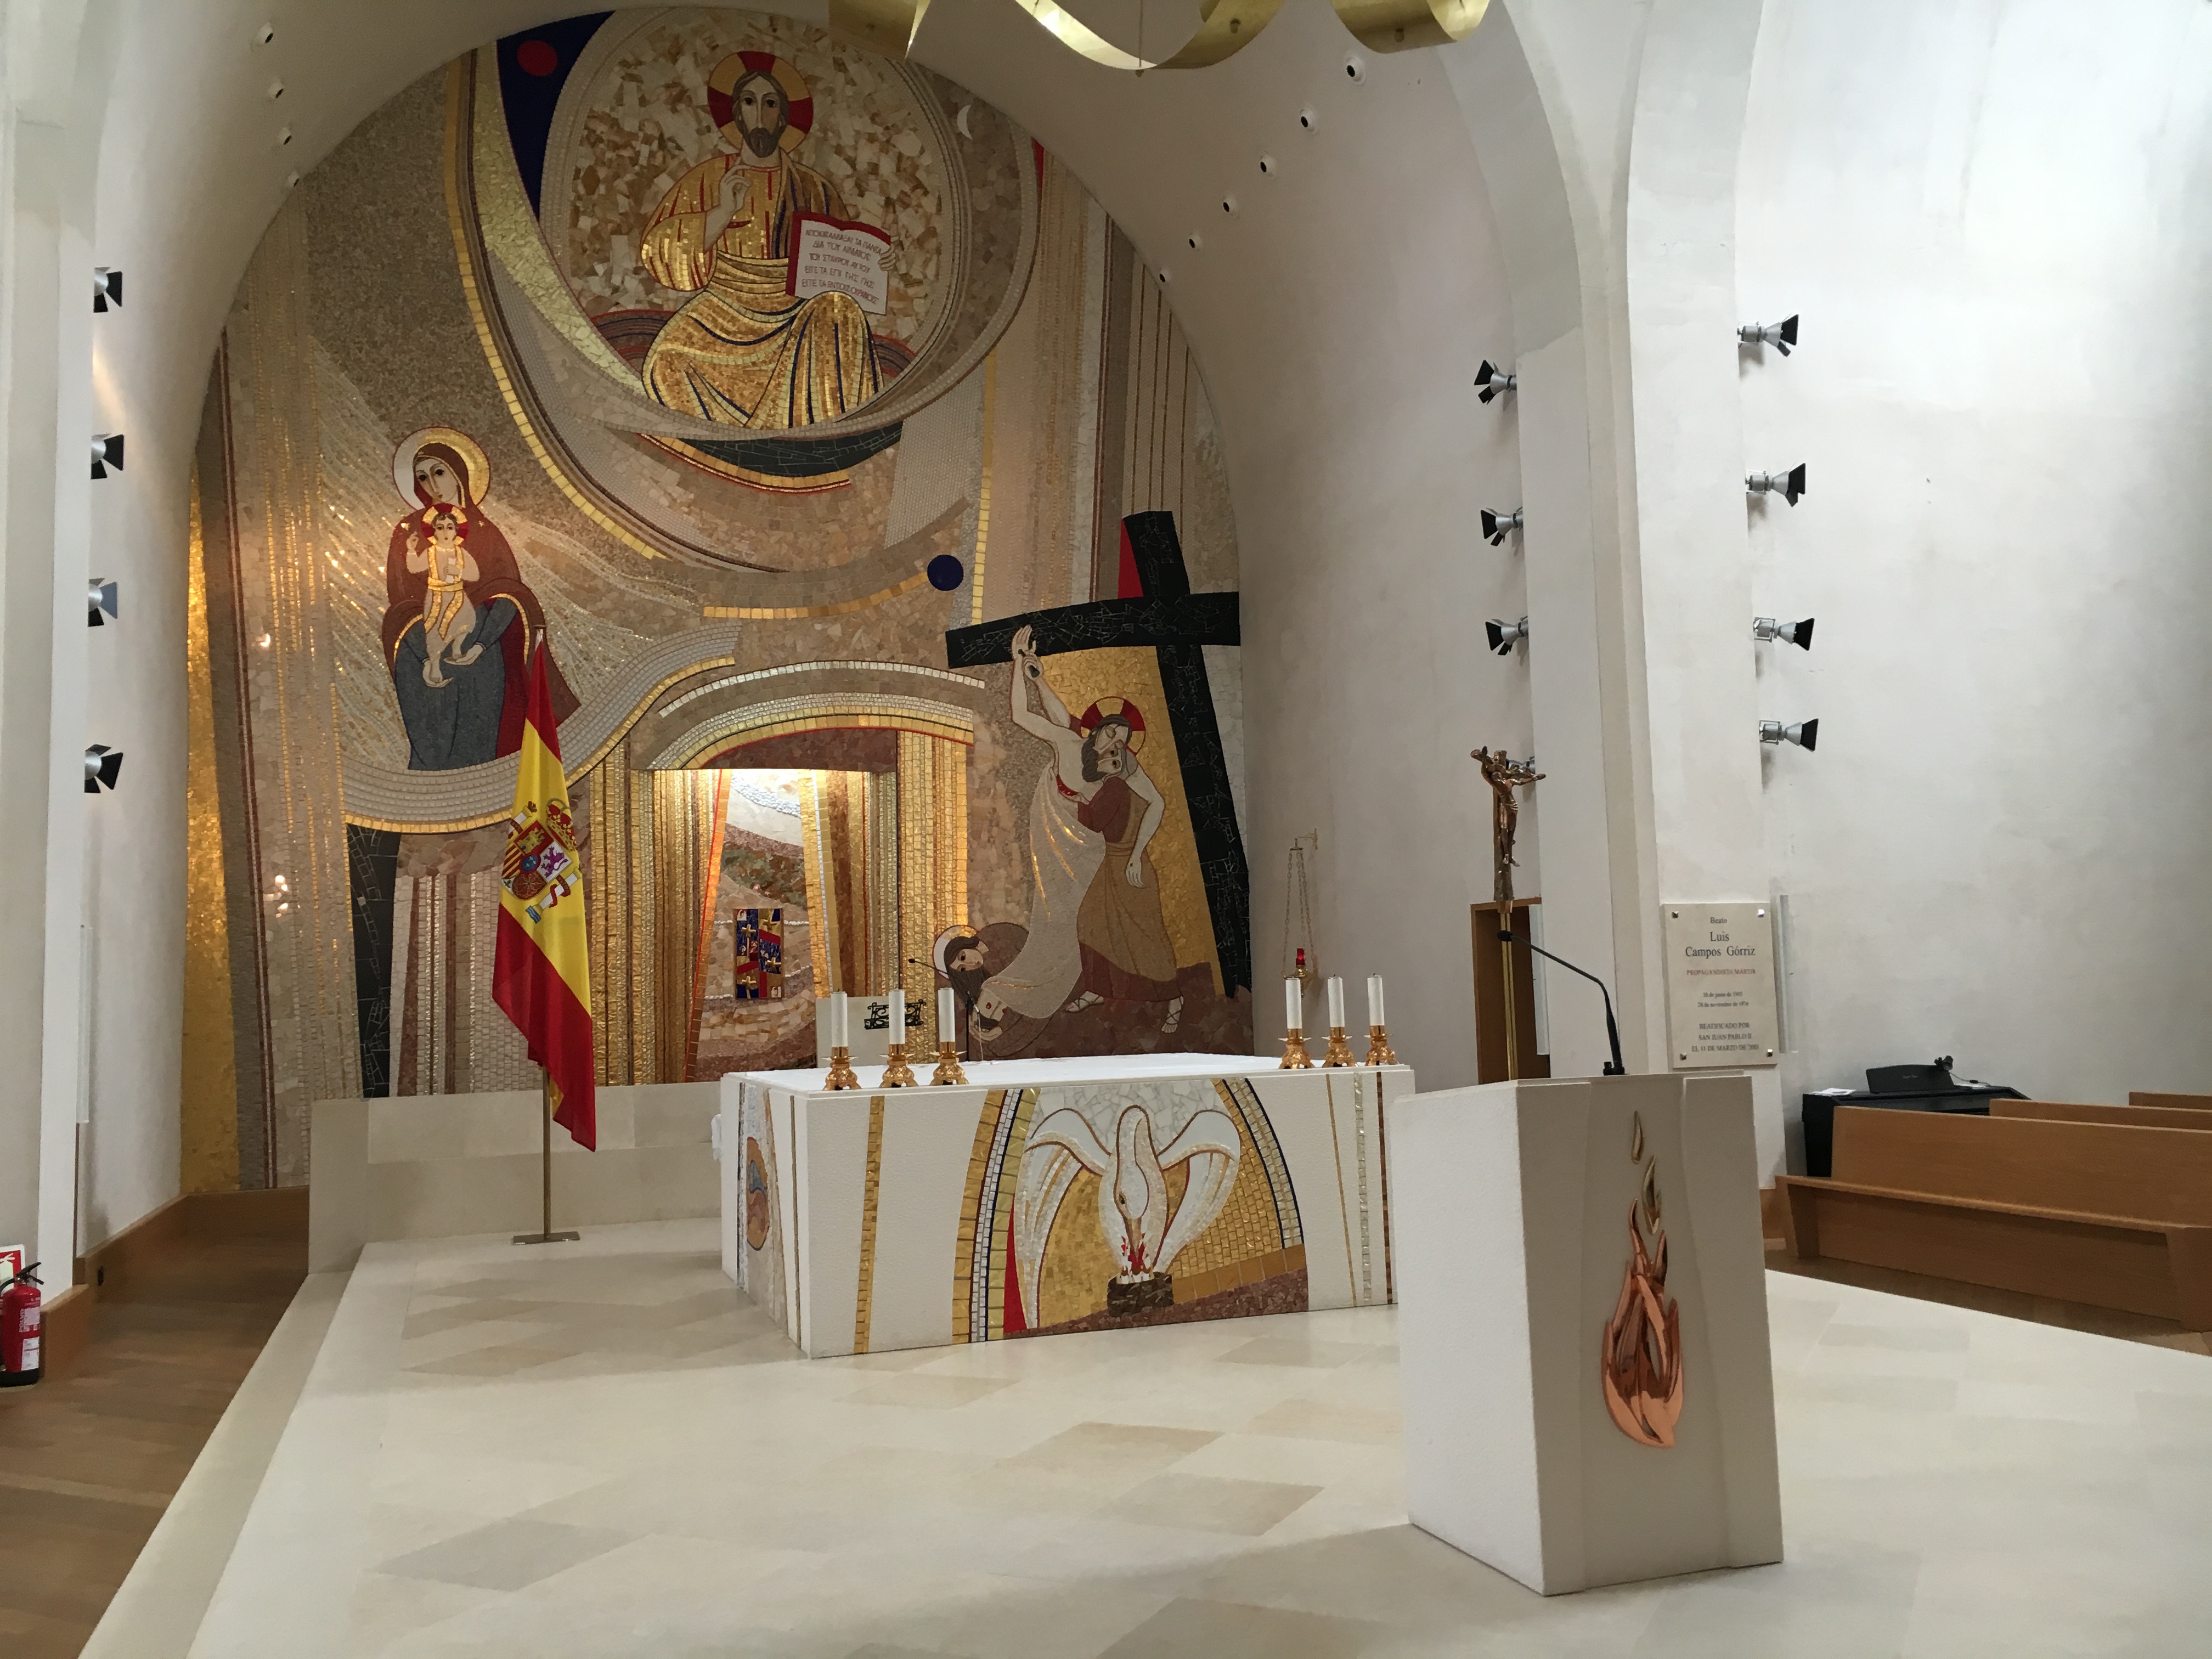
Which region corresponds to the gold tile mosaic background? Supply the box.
[183,9,1246,1189]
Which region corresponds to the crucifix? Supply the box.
[1472,746,1544,1079]
[945,511,1250,997]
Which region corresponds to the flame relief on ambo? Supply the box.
[1602,1111,1684,1448]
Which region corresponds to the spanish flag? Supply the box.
[492,641,596,1149]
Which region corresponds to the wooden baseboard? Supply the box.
[186,1186,309,1239]
[40,1284,92,1381]
[77,1187,308,1299]
[76,1193,192,1297]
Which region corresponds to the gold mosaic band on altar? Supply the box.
[1171,1244,1306,1306]
[853,1095,887,1354]
[830,0,1489,70]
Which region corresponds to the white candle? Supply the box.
[888,987,905,1045]
[830,990,849,1048]
[1326,975,1345,1029]
[1284,975,1302,1033]
[938,986,955,1044]
[1368,974,1386,1028]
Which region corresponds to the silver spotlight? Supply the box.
[88,579,119,627]
[1738,314,1798,355]
[91,434,124,479]
[1753,616,1813,650]
[1485,616,1529,657]
[1475,360,1517,404]
[93,267,122,312]
[1759,719,1819,752]
[1746,463,1805,505]
[84,745,124,793]
[1480,507,1522,546]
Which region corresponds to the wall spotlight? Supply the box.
[88,579,119,627]
[1739,314,1798,355]
[1753,616,1814,650]
[1480,507,1522,546]
[84,745,123,793]
[91,434,124,479]
[1759,719,1819,752]
[1475,360,1516,404]
[1746,463,1805,505]
[93,267,122,312]
[1485,617,1528,656]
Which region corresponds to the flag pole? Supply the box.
[514,1065,579,1245]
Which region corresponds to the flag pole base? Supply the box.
[512,1231,581,1246]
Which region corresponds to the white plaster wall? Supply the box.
[1738,0,2212,1117]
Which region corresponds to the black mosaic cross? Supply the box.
[945,511,1250,995]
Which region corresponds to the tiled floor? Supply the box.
[131,1220,2212,1658]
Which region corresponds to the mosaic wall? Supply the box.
[187,8,1249,1187]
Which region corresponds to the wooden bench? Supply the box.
[1778,1106,2212,1328]
[2129,1092,2212,1112]
[1995,1099,2212,1132]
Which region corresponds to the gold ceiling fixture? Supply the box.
[830,0,1489,71]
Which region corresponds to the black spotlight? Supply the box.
[1746,463,1805,505]
[1737,314,1798,355]
[1753,616,1813,650]
[88,579,119,626]
[1485,616,1528,657]
[1475,360,1517,404]
[91,434,124,479]
[1480,507,1522,546]
[84,745,124,793]
[1759,719,1818,752]
[93,267,122,312]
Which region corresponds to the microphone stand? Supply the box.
[1497,929,1626,1076]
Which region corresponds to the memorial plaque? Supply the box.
[1661,902,1779,1070]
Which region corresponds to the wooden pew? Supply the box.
[1778,1107,2212,1328]
[1995,1099,2212,1132]
[2129,1092,2212,1112]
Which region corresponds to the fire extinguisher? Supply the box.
[1,1261,43,1388]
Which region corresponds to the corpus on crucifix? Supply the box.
[1472,747,1544,1078]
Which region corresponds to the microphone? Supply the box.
[1497,929,1626,1076]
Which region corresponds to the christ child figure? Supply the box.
[407,505,484,687]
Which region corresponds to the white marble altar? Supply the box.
[1387,1072,1784,1594]
[719,1054,1412,1357]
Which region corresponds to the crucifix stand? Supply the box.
[1472,747,1544,1080]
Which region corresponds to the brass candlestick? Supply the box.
[1279,1025,1316,1069]
[1365,1023,1398,1066]
[824,1046,860,1090]
[881,1040,918,1088]
[1321,1024,1356,1067]
[930,1042,968,1086]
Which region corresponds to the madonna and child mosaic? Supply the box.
[189,7,1250,1183]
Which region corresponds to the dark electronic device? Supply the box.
[1801,1055,2025,1178]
